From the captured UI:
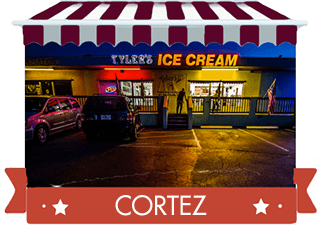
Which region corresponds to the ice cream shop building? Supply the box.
[14,0,306,128]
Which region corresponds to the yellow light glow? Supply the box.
[201,68,239,71]
[25,68,54,71]
[104,68,140,70]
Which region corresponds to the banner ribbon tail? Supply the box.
[294,168,317,213]
[5,168,27,213]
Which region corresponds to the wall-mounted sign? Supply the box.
[26,57,60,66]
[111,53,238,67]
[157,54,239,67]
[111,55,153,65]
[99,81,118,96]
[105,85,117,94]
[25,42,295,69]
[25,51,294,69]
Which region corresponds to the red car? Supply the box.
[25,96,82,143]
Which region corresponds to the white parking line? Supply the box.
[192,129,202,149]
[238,129,290,152]
[138,134,189,139]
[284,129,295,133]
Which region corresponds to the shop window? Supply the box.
[118,81,153,97]
[223,83,243,97]
[25,81,42,95]
[41,81,53,95]
[101,81,153,97]
[143,82,153,96]
[190,82,243,97]
[120,81,133,96]
[53,81,72,96]
[132,81,154,105]
[132,81,153,97]
[133,82,141,96]
[191,82,210,97]
[26,80,72,96]
[25,81,53,95]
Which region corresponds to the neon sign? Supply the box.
[105,86,117,94]
[110,53,238,67]
[157,54,239,67]
[111,55,153,65]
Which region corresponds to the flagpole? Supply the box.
[217,80,221,100]
[141,78,144,100]
[263,79,276,98]
[115,73,121,96]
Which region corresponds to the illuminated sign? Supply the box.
[105,86,117,94]
[111,54,238,67]
[111,55,153,65]
[157,54,239,67]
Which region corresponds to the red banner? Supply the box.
[5,168,317,224]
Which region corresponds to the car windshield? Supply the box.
[25,97,48,112]
[84,97,128,112]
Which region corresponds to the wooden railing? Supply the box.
[190,97,295,114]
[73,95,158,112]
[74,95,295,115]
[127,96,158,112]
[210,97,251,113]
[256,98,295,114]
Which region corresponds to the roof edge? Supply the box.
[58,0,258,2]
[12,19,308,27]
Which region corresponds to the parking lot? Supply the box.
[25,128,295,187]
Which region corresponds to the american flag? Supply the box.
[267,79,276,115]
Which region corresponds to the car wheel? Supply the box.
[35,125,48,144]
[75,117,82,130]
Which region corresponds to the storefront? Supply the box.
[24,43,296,115]
[16,0,305,126]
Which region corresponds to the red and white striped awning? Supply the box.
[13,0,307,46]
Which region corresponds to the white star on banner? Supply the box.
[52,199,69,215]
[253,198,269,215]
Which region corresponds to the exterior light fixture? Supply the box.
[25,68,54,71]
[201,68,239,71]
[104,68,140,71]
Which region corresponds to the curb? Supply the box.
[246,126,279,129]
[200,126,233,129]
[200,126,280,129]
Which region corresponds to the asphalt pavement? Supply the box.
[25,127,295,187]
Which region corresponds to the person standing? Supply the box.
[213,90,219,111]
[177,88,187,114]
